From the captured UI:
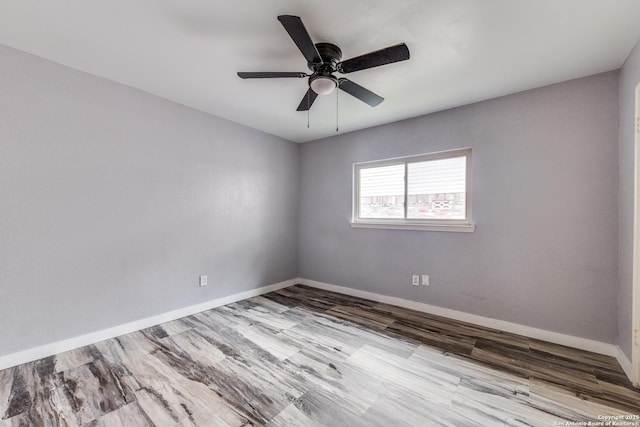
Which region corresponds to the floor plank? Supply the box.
[1,284,638,426]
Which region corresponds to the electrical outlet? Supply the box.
[412,275,420,286]
[421,274,430,286]
[199,275,208,287]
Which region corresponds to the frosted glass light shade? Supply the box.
[310,77,336,95]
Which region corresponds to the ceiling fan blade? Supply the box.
[338,78,384,107]
[237,72,307,79]
[277,15,322,65]
[296,88,319,111]
[338,43,410,74]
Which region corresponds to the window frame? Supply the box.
[351,148,474,232]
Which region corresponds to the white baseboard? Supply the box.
[3,277,631,383]
[298,278,620,359]
[616,346,633,381]
[0,278,298,372]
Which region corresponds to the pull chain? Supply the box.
[335,85,339,132]
[304,87,339,131]
[307,91,310,128]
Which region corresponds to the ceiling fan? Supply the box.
[237,15,410,111]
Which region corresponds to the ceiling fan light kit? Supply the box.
[237,14,410,122]
[309,75,337,95]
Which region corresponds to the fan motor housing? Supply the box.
[309,43,342,71]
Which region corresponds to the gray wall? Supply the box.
[0,38,627,358]
[0,44,299,357]
[299,72,620,343]
[618,39,640,359]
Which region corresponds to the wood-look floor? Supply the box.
[1,285,639,426]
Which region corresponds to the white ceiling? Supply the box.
[1,1,639,143]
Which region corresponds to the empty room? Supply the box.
[2,1,640,426]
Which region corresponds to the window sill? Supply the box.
[350,221,476,233]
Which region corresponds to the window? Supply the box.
[352,148,474,232]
